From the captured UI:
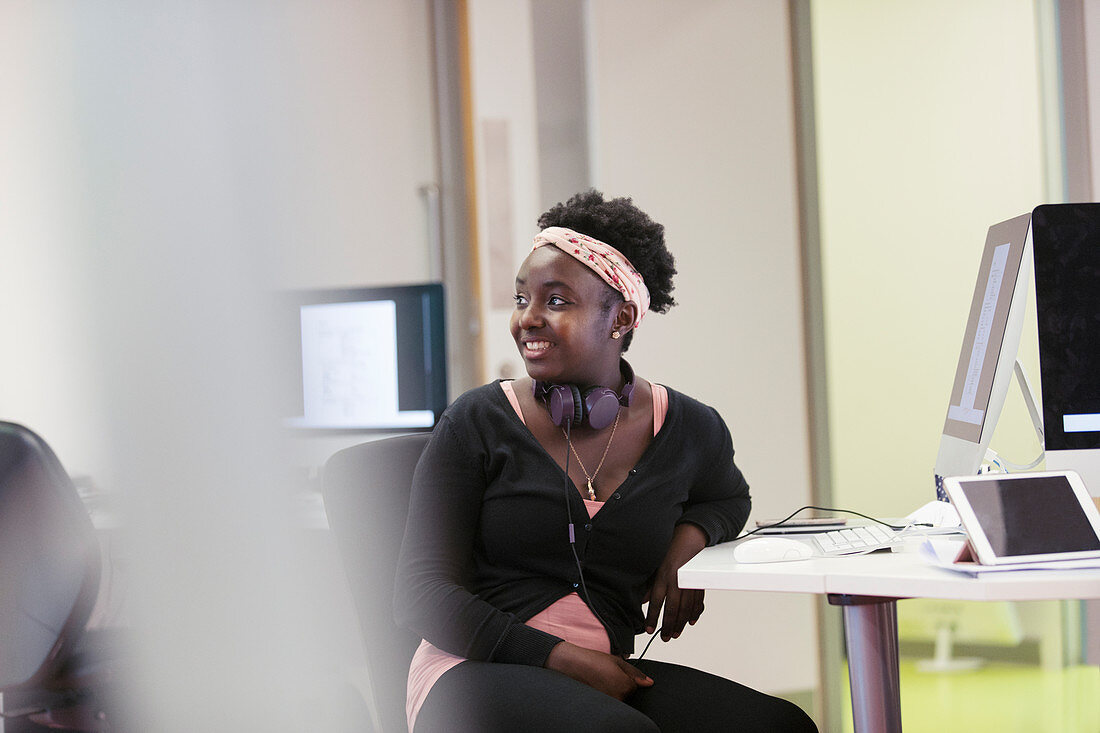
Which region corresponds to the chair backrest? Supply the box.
[0,422,100,691]
[323,432,430,733]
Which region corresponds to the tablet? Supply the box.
[941,470,1100,565]
[755,517,848,534]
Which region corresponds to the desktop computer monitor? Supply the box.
[281,283,448,431]
[1033,203,1100,496]
[934,212,1033,498]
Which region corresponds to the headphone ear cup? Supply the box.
[548,384,584,428]
[582,386,620,430]
[567,385,584,426]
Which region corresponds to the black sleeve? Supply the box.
[393,413,562,666]
[676,405,752,545]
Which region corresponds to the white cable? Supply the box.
[984,446,1045,473]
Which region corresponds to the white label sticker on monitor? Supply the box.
[948,242,1011,426]
[1065,414,1100,433]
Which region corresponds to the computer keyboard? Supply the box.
[811,524,899,556]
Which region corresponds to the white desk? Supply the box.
[678,537,1100,733]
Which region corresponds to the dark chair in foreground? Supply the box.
[324,432,430,733]
[0,421,117,732]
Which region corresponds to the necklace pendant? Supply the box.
[586,479,596,501]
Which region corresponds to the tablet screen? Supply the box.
[959,474,1100,557]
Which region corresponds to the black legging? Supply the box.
[414,658,818,733]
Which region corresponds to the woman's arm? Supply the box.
[644,522,708,640]
[675,406,751,543]
[644,403,751,641]
[393,415,562,666]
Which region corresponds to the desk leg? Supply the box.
[828,594,902,733]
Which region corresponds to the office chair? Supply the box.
[0,421,117,731]
[323,432,430,733]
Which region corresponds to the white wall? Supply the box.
[266,0,439,291]
[467,0,545,383]
[585,0,817,697]
[0,3,109,481]
[812,0,1048,516]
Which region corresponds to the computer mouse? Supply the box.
[905,499,961,528]
[733,537,815,564]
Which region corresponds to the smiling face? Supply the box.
[510,246,628,387]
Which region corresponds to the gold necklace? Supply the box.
[565,409,621,500]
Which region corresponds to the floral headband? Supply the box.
[532,226,651,329]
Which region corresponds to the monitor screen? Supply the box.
[1033,203,1100,452]
[281,284,447,431]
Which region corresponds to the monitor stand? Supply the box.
[935,358,1045,500]
[1046,450,1100,498]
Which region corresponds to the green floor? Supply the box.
[838,661,1100,733]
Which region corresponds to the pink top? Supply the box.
[405,380,669,732]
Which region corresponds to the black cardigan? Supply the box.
[393,381,750,667]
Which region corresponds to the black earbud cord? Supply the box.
[737,505,930,540]
[563,416,664,660]
[562,421,613,634]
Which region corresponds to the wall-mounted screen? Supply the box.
[282,284,447,431]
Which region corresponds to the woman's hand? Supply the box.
[546,642,654,700]
[645,522,708,641]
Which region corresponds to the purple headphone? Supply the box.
[532,360,635,430]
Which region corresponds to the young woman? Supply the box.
[395,191,817,732]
